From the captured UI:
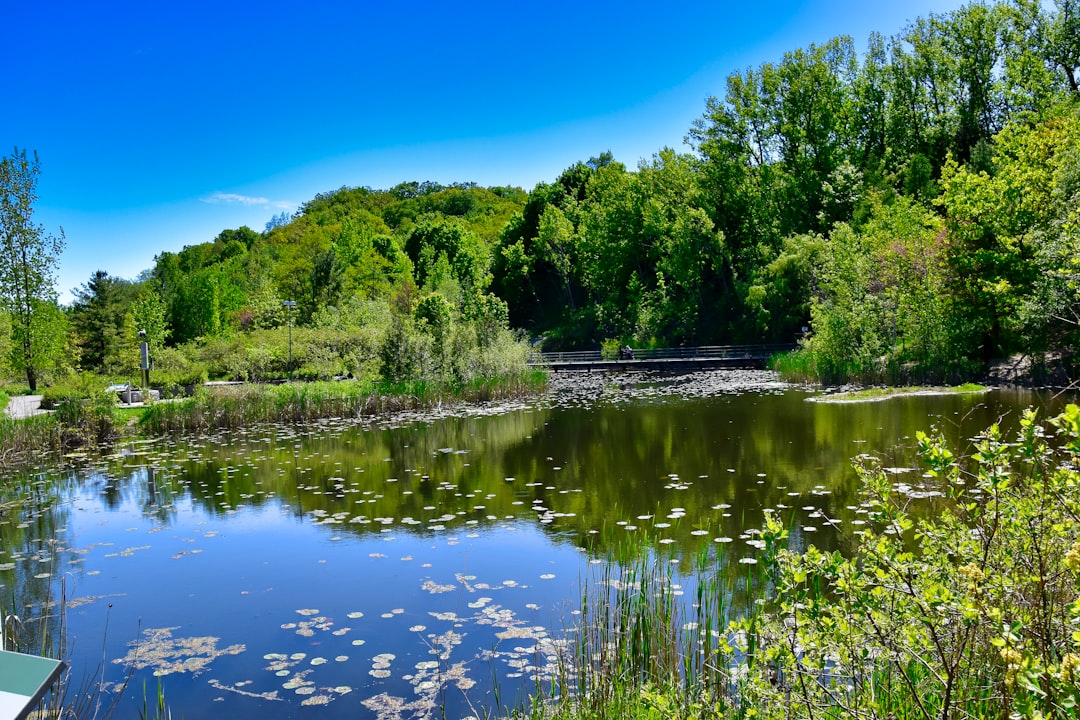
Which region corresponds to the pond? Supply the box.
[0,371,1070,719]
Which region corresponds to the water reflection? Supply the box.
[0,373,1071,719]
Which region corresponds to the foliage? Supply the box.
[531,405,1080,720]
[938,107,1080,357]
[746,405,1080,718]
[69,270,140,373]
[0,149,66,391]
[805,195,976,382]
[2,1,1076,388]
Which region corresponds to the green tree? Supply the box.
[0,149,66,391]
[120,289,170,377]
[939,108,1080,357]
[807,196,962,381]
[70,270,136,372]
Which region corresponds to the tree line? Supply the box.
[2,0,1078,391]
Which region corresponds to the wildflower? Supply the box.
[957,563,984,582]
[958,563,985,598]
[1000,646,1024,688]
[1060,653,1080,683]
[1064,541,1080,571]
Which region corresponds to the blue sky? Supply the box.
[4,0,967,303]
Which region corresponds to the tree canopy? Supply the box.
[4,0,1078,389]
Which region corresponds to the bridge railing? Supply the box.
[531,344,797,364]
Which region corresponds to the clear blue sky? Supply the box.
[4,0,967,303]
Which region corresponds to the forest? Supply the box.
[4,0,1079,393]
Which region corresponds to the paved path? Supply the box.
[5,395,46,419]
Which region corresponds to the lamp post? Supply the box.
[283,301,297,381]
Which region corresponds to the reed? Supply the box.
[139,372,546,434]
[0,413,62,467]
[2,575,142,720]
[529,535,762,720]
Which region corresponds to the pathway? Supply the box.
[5,395,46,419]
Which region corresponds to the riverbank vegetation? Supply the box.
[810,382,987,403]
[0,370,544,468]
[0,0,1076,405]
[524,404,1080,719]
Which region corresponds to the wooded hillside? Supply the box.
[15,0,1080,387]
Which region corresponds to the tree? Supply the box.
[70,270,135,372]
[119,288,169,378]
[0,149,65,391]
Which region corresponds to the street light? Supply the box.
[283,301,297,381]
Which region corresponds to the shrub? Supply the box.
[747,405,1080,718]
[40,372,110,409]
[150,346,208,396]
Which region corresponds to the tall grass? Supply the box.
[771,346,982,386]
[140,372,547,434]
[2,575,139,720]
[528,537,763,720]
[0,413,62,467]
[0,394,122,470]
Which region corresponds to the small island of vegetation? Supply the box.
[810,382,989,403]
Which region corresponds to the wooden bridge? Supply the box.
[528,344,796,372]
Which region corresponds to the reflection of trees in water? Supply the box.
[0,474,73,656]
[17,386,1062,607]
[72,395,874,563]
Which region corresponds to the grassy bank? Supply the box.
[523,405,1080,719]
[811,383,987,403]
[140,372,546,434]
[770,347,982,386]
[0,371,546,469]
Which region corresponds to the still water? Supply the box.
[0,371,1070,718]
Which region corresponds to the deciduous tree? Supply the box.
[0,149,65,390]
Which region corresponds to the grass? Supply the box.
[139,372,546,435]
[0,371,546,471]
[518,536,759,720]
[812,383,988,403]
[0,413,62,467]
[2,572,139,720]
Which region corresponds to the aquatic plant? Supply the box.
[139,374,546,435]
[530,405,1080,719]
[524,534,758,720]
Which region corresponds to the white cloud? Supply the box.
[203,192,291,209]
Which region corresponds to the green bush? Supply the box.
[743,405,1080,718]
[40,372,111,409]
[149,346,208,396]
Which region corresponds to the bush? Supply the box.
[746,405,1080,718]
[40,372,111,409]
[150,346,208,396]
